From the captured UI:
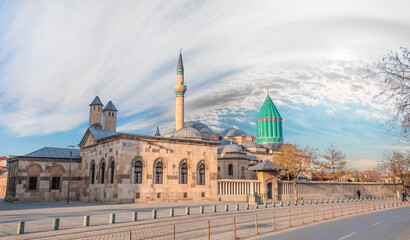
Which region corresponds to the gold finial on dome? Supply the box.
[267,85,269,96]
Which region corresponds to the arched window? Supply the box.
[100,162,105,184]
[134,161,142,184]
[110,161,115,184]
[90,163,95,184]
[228,164,233,176]
[180,162,188,184]
[155,161,163,184]
[50,165,64,190]
[198,163,205,185]
[27,165,41,191]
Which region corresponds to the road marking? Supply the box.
[339,231,358,240]
[390,215,399,219]
[369,222,382,227]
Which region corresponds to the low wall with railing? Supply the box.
[217,179,408,202]
[217,180,261,201]
[278,181,408,201]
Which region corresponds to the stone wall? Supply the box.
[80,135,219,203]
[0,175,7,198]
[278,181,409,201]
[5,158,84,202]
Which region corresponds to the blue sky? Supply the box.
[0,0,409,170]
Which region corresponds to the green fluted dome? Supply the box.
[256,94,283,145]
[257,95,281,118]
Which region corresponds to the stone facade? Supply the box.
[79,132,219,203]
[5,158,84,202]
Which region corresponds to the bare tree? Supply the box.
[368,47,410,138]
[276,144,317,201]
[380,152,410,193]
[316,145,347,181]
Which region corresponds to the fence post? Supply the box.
[172,224,175,240]
[312,207,314,222]
[170,208,174,217]
[272,202,276,208]
[236,203,240,211]
[52,218,60,231]
[301,200,304,205]
[17,221,25,235]
[152,210,157,219]
[272,212,276,231]
[233,217,237,240]
[294,201,298,206]
[207,220,211,240]
[213,205,217,212]
[288,209,291,227]
[200,206,204,214]
[225,204,229,212]
[185,207,190,215]
[287,201,290,206]
[265,202,268,208]
[255,214,259,234]
[110,213,116,224]
[300,208,303,224]
[315,199,318,204]
[129,231,132,240]
[246,203,249,210]
[256,203,259,209]
[322,206,325,220]
[280,201,283,207]
[84,215,90,226]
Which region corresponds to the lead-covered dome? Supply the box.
[172,127,203,139]
[220,128,247,137]
[219,139,237,146]
[186,121,213,133]
[242,141,264,148]
[222,144,244,153]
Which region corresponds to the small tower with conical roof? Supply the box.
[89,96,103,128]
[256,87,283,149]
[154,126,161,136]
[174,51,187,131]
[102,101,118,132]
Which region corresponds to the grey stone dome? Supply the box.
[242,141,263,148]
[222,144,244,153]
[172,127,203,139]
[220,128,247,137]
[219,139,237,146]
[187,121,213,133]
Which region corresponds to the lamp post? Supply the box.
[67,145,75,205]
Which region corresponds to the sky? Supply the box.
[0,0,409,170]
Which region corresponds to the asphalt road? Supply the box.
[251,205,410,240]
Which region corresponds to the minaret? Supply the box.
[102,101,118,132]
[89,96,103,128]
[256,86,283,149]
[173,51,187,131]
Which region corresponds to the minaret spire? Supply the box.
[174,51,187,130]
[267,86,269,96]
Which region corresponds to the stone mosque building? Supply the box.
[5,53,284,203]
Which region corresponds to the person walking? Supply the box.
[357,190,361,199]
[402,188,408,202]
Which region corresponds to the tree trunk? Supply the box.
[293,180,298,201]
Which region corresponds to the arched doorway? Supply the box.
[267,182,272,199]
